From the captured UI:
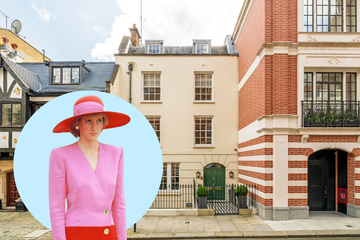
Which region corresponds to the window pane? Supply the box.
[53,68,61,83]
[12,104,21,126]
[2,104,11,126]
[160,163,167,190]
[71,68,79,83]
[171,163,179,190]
[195,117,212,145]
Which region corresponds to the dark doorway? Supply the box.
[6,172,20,206]
[308,150,335,211]
[338,150,347,214]
[308,149,348,213]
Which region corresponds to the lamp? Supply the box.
[196,171,201,178]
[229,171,234,179]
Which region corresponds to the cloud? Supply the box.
[94,26,104,32]
[31,2,56,21]
[78,11,95,19]
[91,0,244,61]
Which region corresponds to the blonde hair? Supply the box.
[69,113,109,138]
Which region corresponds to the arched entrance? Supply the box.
[308,149,347,213]
[204,163,225,200]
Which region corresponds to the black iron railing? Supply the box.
[302,100,360,127]
[150,181,195,209]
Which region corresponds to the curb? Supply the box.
[127,229,360,239]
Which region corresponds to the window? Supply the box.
[305,0,357,32]
[146,116,160,142]
[316,73,343,101]
[195,73,212,101]
[52,67,80,84]
[1,103,21,126]
[346,0,357,32]
[304,73,313,101]
[346,73,357,110]
[160,163,179,190]
[196,44,208,54]
[143,73,161,101]
[304,0,314,32]
[195,117,212,145]
[148,44,160,54]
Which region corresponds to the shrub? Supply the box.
[196,186,208,197]
[235,185,248,195]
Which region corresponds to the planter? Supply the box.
[0,199,2,210]
[11,43,18,50]
[15,202,28,212]
[1,37,8,44]
[198,196,207,209]
[228,189,235,204]
[237,195,247,209]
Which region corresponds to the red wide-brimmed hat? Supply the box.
[53,95,130,133]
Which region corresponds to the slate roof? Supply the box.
[118,35,238,56]
[2,56,41,92]
[17,62,115,94]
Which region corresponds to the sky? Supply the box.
[0,0,244,62]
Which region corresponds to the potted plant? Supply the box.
[196,186,208,209]
[235,185,248,209]
[1,37,8,44]
[11,43,18,50]
[229,184,235,204]
[15,198,28,212]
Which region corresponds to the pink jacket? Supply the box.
[49,142,126,240]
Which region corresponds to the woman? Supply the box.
[49,95,130,240]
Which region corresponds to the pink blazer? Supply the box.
[49,142,126,240]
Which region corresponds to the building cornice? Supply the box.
[231,0,253,44]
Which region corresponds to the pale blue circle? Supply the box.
[14,91,162,229]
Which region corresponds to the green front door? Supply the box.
[204,163,225,200]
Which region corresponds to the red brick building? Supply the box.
[233,0,360,220]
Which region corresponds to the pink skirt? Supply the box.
[66,225,117,240]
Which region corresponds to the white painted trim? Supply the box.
[288,168,308,174]
[238,155,273,161]
[238,174,273,187]
[232,0,254,44]
[288,155,308,161]
[355,157,360,161]
[238,120,262,144]
[288,181,308,186]
[355,181,360,186]
[355,168,360,174]
[355,193,360,199]
[288,193,307,199]
[238,53,264,92]
[238,166,273,174]
[238,143,273,152]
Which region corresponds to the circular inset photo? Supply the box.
[14,91,162,239]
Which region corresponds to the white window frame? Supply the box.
[301,0,359,32]
[148,44,161,54]
[194,72,214,102]
[159,163,180,191]
[194,115,214,147]
[195,44,208,54]
[146,115,161,143]
[142,72,162,102]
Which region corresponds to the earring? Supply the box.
[75,125,79,130]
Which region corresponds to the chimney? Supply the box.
[129,24,141,47]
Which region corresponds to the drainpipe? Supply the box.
[128,62,135,104]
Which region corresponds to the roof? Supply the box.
[117,35,238,56]
[2,56,41,92]
[18,62,115,94]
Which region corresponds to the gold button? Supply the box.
[104,209,109,215]
[104,228,109,235]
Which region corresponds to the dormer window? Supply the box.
[52,67,80,84]
[148,44,160,54]
[196,44,208,54]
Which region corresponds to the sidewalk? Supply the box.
[1,210,360,239]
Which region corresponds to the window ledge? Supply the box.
[193,101,215,104]
[140,101,162,104]
[193,145,214,149]
[157,190,181,196]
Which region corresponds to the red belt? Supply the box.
[66,225,117,240]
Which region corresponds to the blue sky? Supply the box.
[0,0,244,62]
